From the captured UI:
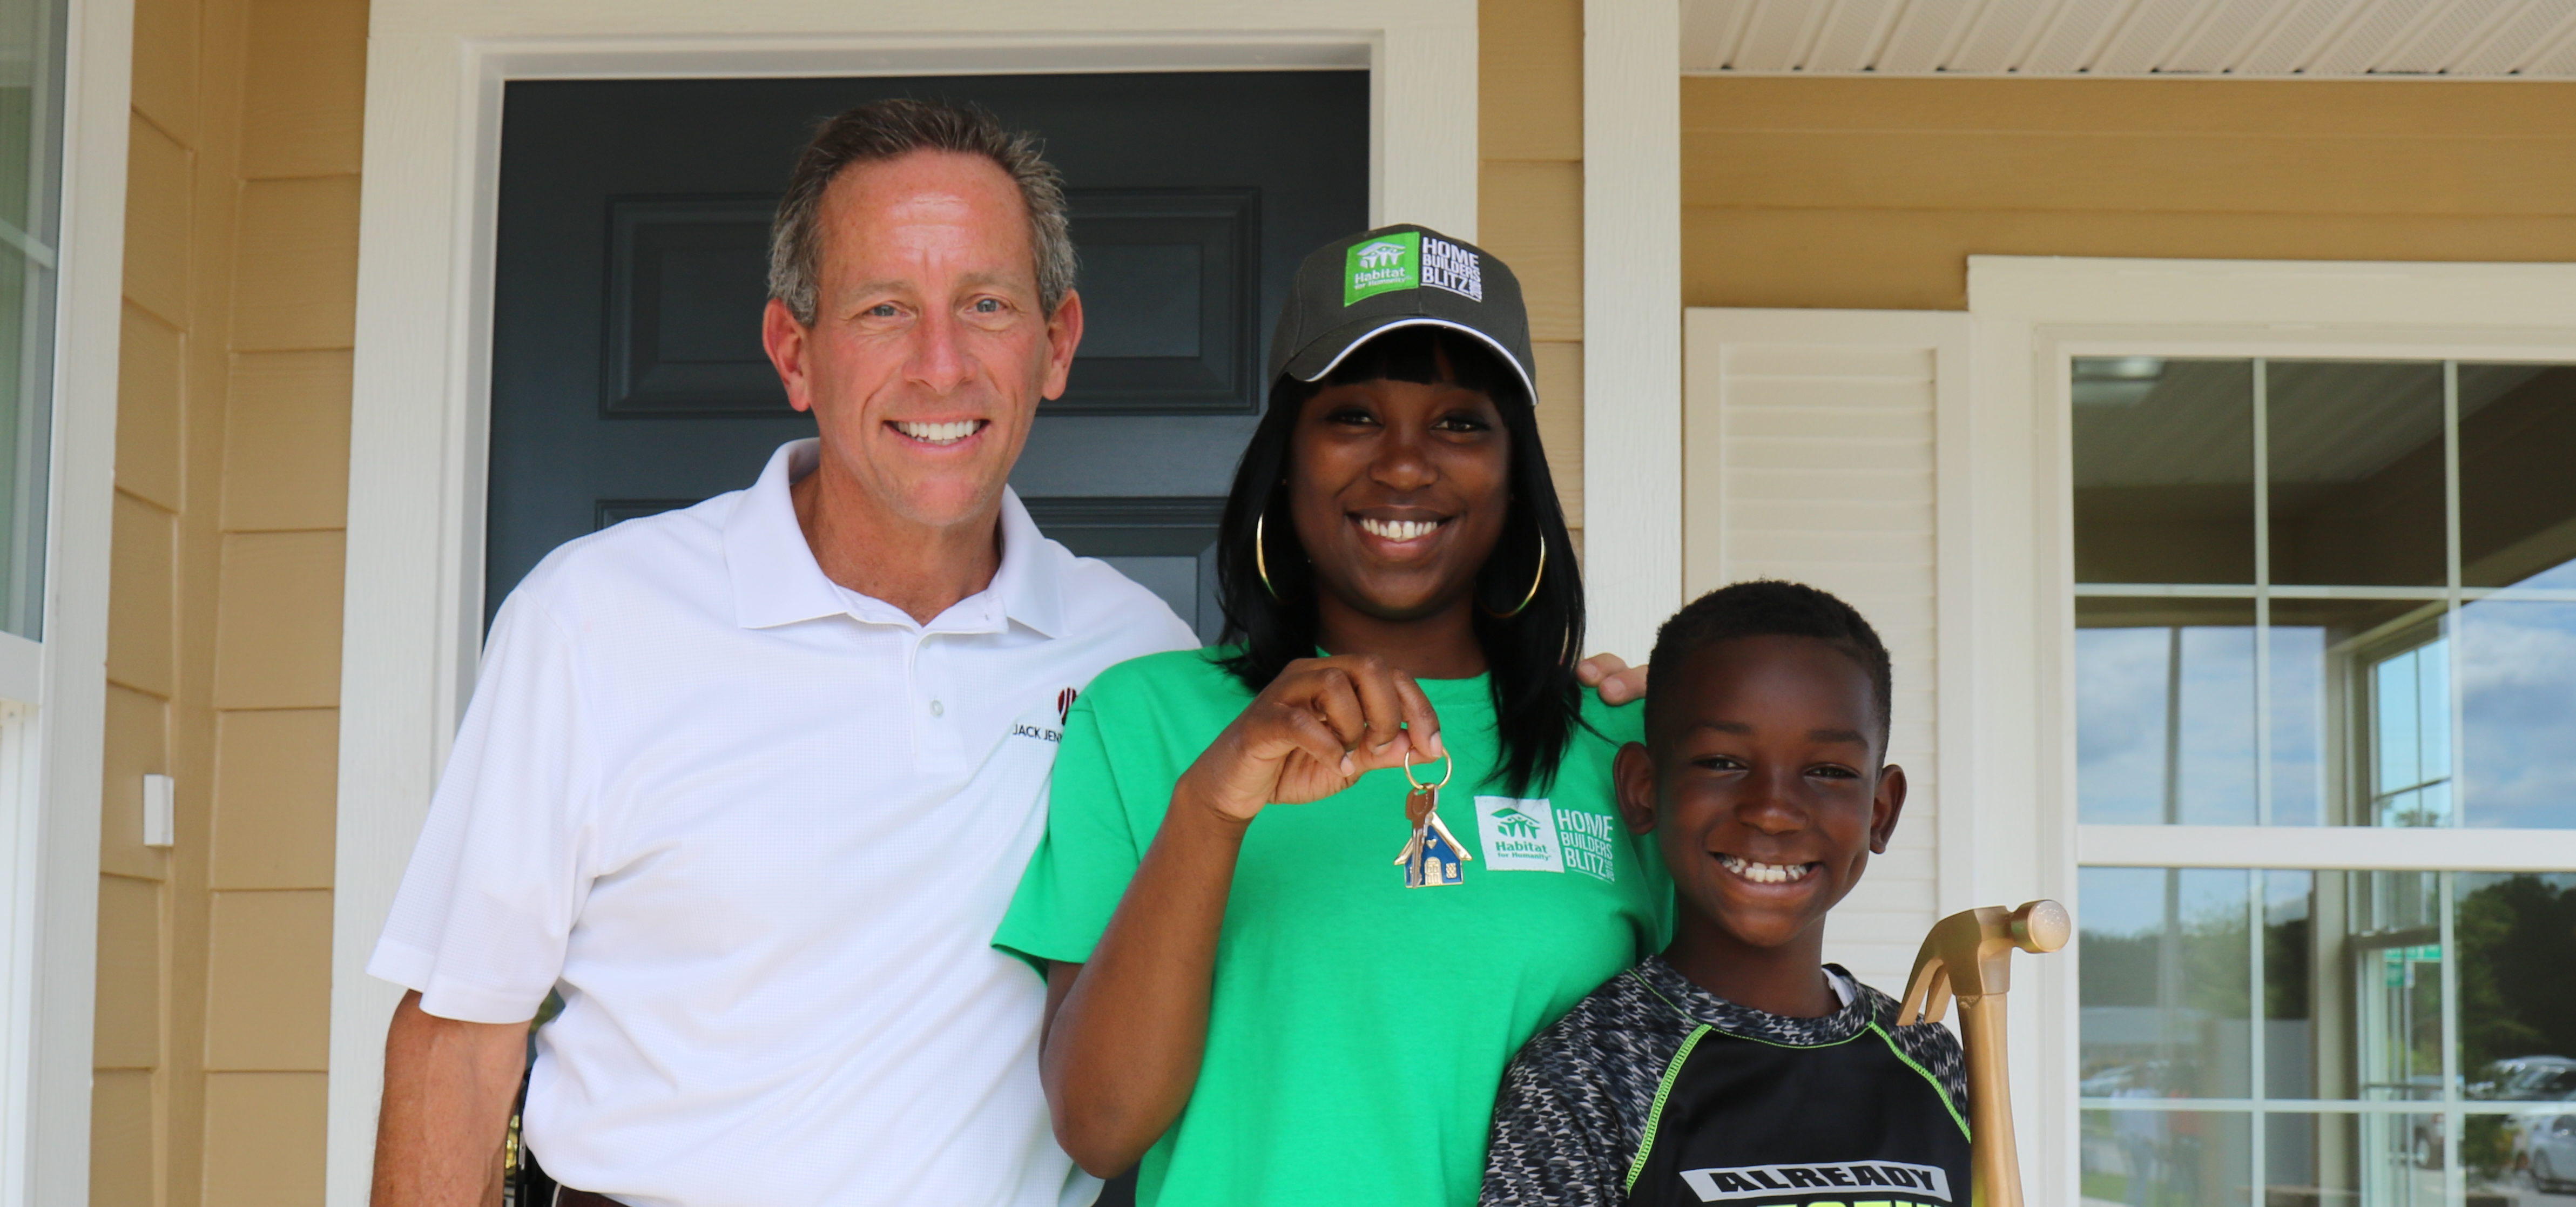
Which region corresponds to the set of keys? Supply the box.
[1391,748,1470,888]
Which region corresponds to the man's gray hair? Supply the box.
[767,98,1076,325]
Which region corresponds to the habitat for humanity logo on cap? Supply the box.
[1345,232,1419,304]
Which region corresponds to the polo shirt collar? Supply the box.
[988,485,1067,637]
[724,439,1066,637]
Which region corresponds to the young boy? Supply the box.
[1481,581,1968,1207]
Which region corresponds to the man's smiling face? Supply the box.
[1616,635,1906,952]
[762,149,1080,530]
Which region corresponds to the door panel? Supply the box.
[486,72,1368,639]
[1020,496,1227,637]
[601,195,784,416]
[1052,188,1262,413]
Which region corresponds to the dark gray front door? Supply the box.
[485,72,1369,638]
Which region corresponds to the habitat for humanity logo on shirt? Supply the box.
[1474,798,1616,882]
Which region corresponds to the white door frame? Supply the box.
[4,0,134,1199]
[329,3,1478,1198]
[1966,254,2576,1207]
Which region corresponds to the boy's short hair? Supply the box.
[1644,580,1893,749]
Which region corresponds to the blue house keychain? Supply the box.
[1393,749,1471,887]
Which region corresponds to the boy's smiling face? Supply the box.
[1617,635,1907,955]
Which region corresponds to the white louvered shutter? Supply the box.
[1681,308,1971,997]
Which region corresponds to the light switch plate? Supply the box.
[142,773,174,848]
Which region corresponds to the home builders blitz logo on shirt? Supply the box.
[1345,232,1419,304]
[1555,809,1618,881]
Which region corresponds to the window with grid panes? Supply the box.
[0,0,63,639]
[2071,359,2576,1207]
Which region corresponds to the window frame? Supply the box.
[1966,257,2576,1207]
[0,0,136,1199]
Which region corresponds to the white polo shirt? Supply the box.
[369,439,1196,1207]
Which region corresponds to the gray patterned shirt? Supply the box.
[1480,958,1968,1206]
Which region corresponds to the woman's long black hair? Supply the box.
[1213,326,1587,796]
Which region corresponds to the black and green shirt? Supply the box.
[1481,958,1968,1206]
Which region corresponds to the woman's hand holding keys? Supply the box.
[1176,653,1445,824]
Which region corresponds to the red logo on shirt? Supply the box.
[1057,687,1078,721]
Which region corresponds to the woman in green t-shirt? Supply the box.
[994,226,1666,1206]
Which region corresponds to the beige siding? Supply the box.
[114,305,185,511]
[98,0,365,1200]
[221,352,352,531]
[212,531,347,711]
[119,118,192,327]
[1481,0,1584,535]
[230,177,361,352]
[1682,77,2576,311]
[90,1071,161,1207]
[201,1074,329,1207]
[105,493,176,698]
[204,890,334,1072]
[238,0,368,179]
[208,709,340,891]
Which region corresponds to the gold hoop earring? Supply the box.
[1256,511,1282,601]
[1485,532,1547,619]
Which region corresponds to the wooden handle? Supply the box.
[1899,900,2071,1207]
[1960,993,2018,1207]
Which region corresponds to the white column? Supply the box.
[1376,17,1481,240]
[1580,0,1681,658]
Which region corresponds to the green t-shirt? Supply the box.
[994,648,1670,1207]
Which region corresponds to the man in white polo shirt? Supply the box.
[367,99,1651,1207]
[367,100,1193,1207]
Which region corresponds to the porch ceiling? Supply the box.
[1681,0,2576,78]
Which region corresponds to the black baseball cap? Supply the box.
[1266,224,1539,406]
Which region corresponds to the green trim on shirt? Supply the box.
[1626,1023,1713,1193]
[1871,1021,1972,1141]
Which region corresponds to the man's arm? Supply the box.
[373,990,531,1207]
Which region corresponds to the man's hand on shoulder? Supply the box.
[1576,653,1648,706]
